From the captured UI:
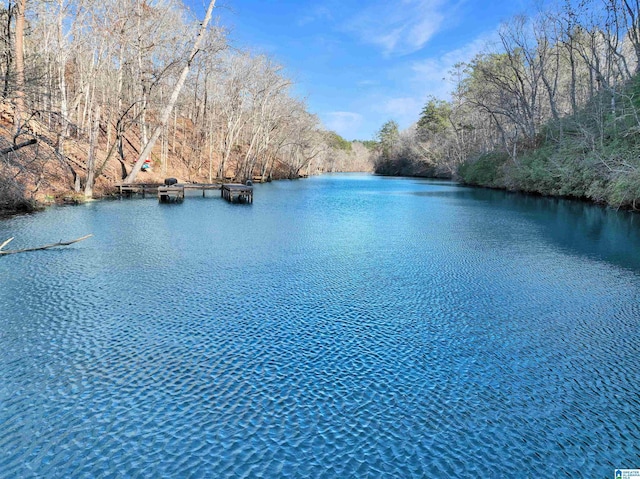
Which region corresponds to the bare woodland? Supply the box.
[375,0,640,208]
[7,0,638,213]
[0,0,372,213]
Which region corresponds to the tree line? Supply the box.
[0,0,372,212]
[374,0,640,209]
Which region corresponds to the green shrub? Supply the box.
[606,171,640,209]
[458,151,509,187]
[506,147,559,195]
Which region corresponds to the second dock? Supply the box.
[221,184,253,203]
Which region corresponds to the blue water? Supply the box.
[1,174,639,478]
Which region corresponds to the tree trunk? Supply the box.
[124,0,217,183]
[57,0,68,136]
[84,105,100,198]
[2,5,13,98]
[13,0,26,134]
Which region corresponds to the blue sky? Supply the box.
[187,0,529,140]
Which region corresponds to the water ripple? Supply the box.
[1,175,640,477]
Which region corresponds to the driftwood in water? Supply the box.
[1,138,37,155]
[0,234,93,255]
[0,237,14,250]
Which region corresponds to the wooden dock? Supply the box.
[183,183,222,196]
[158,186,185,202]
[221,184,253,203]
[115,182,253,203]
[116,183,162,198]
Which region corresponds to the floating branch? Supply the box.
[0,234,93,255]
[0,237,14,250]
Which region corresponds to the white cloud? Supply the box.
[316,31,499,139]
[322,111,364,138]
[367,31,498,132]
[382,97,422,124]
[346,0,448,56]
[298,5,333,27]
[410,30,497,99]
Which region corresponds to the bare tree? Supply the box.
[124,0,217,183]
[13,0,25,133]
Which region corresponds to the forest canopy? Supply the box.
[373,0,640,209]
[0,0,373,212]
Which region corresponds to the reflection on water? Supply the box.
[415,185,640,271]
[1,174,639,478]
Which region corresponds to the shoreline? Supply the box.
[374,171,640,214]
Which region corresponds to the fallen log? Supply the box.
[1,138,37,155]
[0,234,93,255]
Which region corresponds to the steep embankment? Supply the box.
[0,103,202,217]
[0,102,373,217]
[374,155,452,179]
[458,76,640,210]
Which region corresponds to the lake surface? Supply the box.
[1,174,639,478]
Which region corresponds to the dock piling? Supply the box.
[221,184,253,203]
[115,182,252,203]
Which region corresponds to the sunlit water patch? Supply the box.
[1,174,639,477]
